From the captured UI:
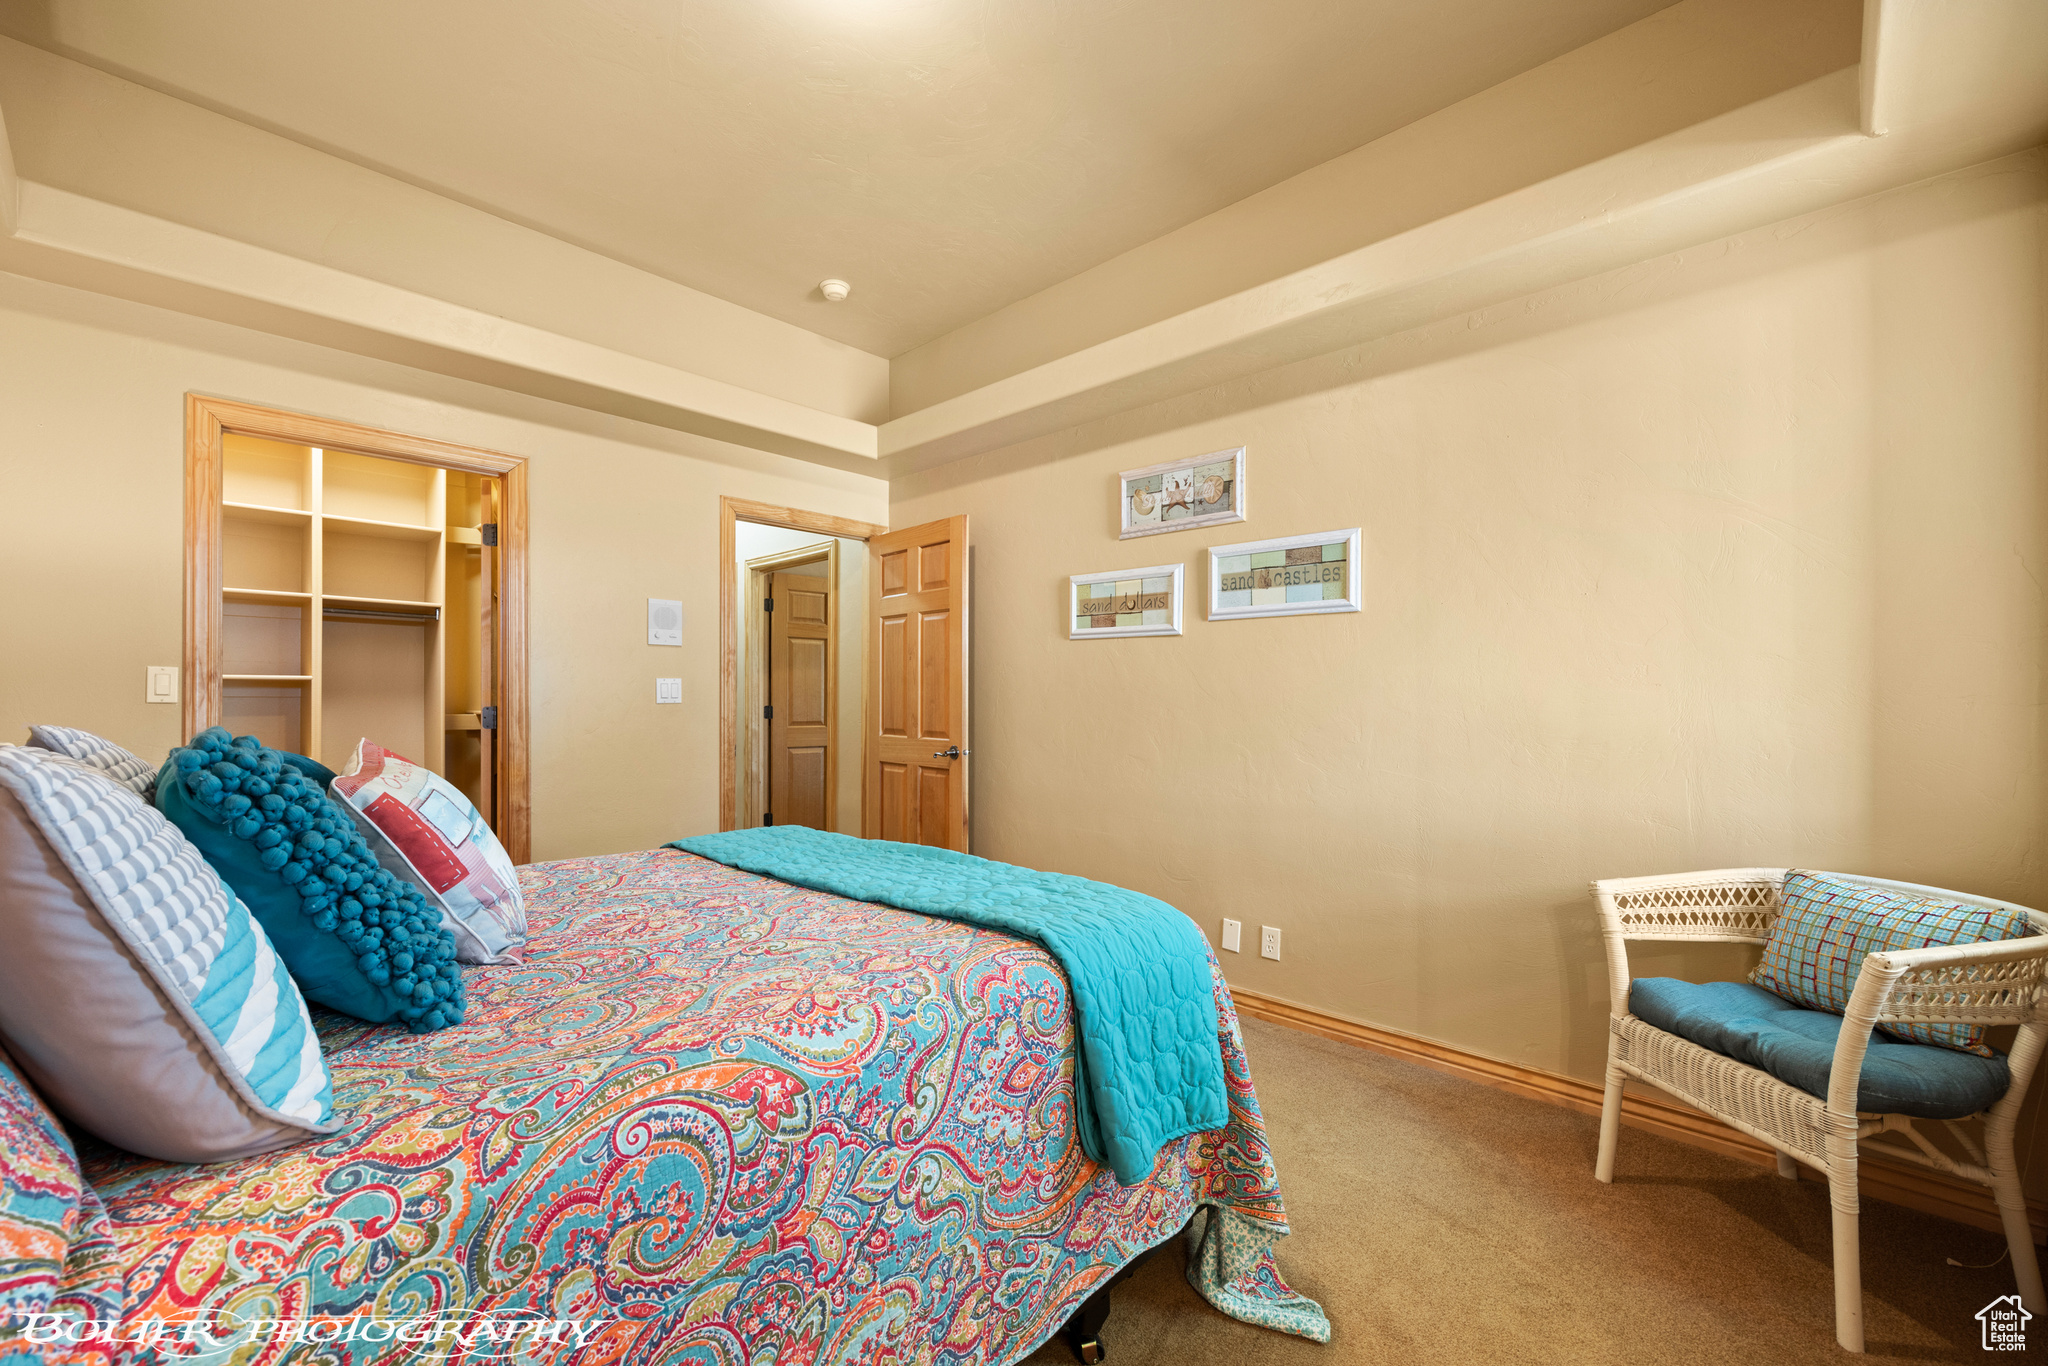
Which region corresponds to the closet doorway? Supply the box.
[183,397,530,862]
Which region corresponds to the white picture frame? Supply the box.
[1119,446,1246,539]
[1069,563,1185,639]
[1207,528,1362,621]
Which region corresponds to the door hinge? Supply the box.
[764,596,774,613]
[763,704,773,719]
[764,812,774,826]
[479,706,497,730]
[480,522,499,546]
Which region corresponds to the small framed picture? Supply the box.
[1120,447,1245,539]
[1207,528,1361,621]
[1070,563,1184,639]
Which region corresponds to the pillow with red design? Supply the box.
[330,739,526,965]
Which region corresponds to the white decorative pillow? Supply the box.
[26,725,158,797]
[0,745,335,1163]
[330,738,527,964]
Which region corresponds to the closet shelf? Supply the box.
[323,593,439,615]
[444,713,482,731]
[224,501,313,526]
[224,674,313,683]
[224,587,312,605]
[324,512,440,542]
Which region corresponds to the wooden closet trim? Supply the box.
[183,395,533,863]
[719,496,887,832]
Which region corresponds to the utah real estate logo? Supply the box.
[1979,1294,2032,1351]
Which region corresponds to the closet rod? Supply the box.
[323,606,440,623]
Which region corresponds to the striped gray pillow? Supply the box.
[26,725,159,797]
[0,744,336,1162]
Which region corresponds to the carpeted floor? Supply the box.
[1020,1017,2029,1366]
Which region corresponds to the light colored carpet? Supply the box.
[1020,1017,2027,1365]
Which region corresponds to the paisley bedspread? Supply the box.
[59,848,1315,1364]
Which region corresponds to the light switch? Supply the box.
[146,666,179,704]
[655,678,682,704]
[648,599,683,646]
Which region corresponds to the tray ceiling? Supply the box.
[0,0,1675,356]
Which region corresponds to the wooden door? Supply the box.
[769,570,832,829]
[477,477,500,829]
[864,516,968,849]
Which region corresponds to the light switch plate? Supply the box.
[146,665,179,704]
[648,598,683,646]
[1221,918,1242,953]
[655,678,682,704]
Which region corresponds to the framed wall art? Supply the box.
[1070,563,1184,639]
[1120,446,1245,539]
[1207,528,1361,621]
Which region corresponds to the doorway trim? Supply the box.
[183,394,532,862]
[718,496,887,832]
[741,541,840,832]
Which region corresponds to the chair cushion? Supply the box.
[1751,870,2034,1056]
[1630,978,2010,1119]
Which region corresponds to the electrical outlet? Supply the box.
[1260,926,1282,961]
[1221,918,1242,953]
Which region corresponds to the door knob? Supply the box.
[932,746,968,759]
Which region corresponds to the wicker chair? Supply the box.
[1592,868,2048,1353]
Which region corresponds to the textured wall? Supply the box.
[892,152,2048,1172]
[0,271,886,861]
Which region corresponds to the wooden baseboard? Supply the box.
[1230,987,2048,1244]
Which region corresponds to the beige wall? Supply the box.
[0,269,886,861]
[893,151,2048,1177]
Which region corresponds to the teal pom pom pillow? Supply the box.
[156,728,465,1032]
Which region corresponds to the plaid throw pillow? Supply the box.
[1752,871,2034,1056]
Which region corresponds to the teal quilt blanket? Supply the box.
[668,826,1228,1184]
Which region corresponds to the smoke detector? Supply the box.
[819,278,852,303]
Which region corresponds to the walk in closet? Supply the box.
[215,432,499,814]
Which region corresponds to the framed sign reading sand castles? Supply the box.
[1207,529,1361,621]
[1120,447,1245,539]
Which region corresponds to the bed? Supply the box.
[40,847,1320,1364]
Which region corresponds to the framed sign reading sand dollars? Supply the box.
[1070,563,1184,639]
[1120,447,1245,539]
[1207,528,1361,621]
